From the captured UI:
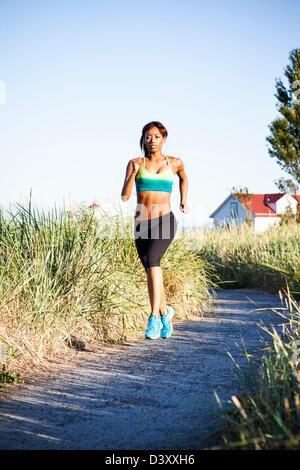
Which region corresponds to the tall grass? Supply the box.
[190,222,300,296]
[0,202,212,376]
[186,220,300,449]
[212,285,300,450]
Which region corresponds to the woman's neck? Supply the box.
[147,151,164,161]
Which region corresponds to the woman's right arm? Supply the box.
[121,159,140,201]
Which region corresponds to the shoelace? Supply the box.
[161,313,170,324]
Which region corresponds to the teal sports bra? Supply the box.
[135,154,175,193]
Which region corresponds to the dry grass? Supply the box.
[211,286,300,450]
[189,221,300,295]
[0,202,213,382]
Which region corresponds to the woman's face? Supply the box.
[144,127,166,153]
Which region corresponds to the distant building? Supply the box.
[210,192,300,232]
[89,203,100,209]
[88,202,102,218]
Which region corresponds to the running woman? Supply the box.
[121,121,189,339]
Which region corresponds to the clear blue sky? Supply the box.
[0,0,299,226]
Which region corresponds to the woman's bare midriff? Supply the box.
[135,192,171,220]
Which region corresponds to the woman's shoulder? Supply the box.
[130,155,143,163]
[166,155,182,161]
[125,156,143,170]
[166,155,184,169]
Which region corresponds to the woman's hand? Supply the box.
[131,159,141,175]
[179,203,190,213]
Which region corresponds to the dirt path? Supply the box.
[0,289,284,450]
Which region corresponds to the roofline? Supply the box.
[209,193,236,218]
[210,193,300,219]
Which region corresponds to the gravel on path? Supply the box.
[0,288,284,450]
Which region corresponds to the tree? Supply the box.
[275,177,299,194]
[232,186,254,227]
[266,48,300,193]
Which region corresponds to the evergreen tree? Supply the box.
[266,48,300,193]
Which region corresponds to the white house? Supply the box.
[210,192,300,232]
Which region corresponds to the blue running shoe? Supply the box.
[145,315,162,340]
[161,306,174,339]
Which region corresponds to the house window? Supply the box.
[230,201,238,218]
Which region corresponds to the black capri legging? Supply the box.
[134,211,178,271]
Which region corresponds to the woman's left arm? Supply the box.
[176,158,190,213]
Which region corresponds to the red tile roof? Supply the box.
[263,193,284,204]
[233,193,300,217]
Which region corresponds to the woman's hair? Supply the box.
[139,121,168,157]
